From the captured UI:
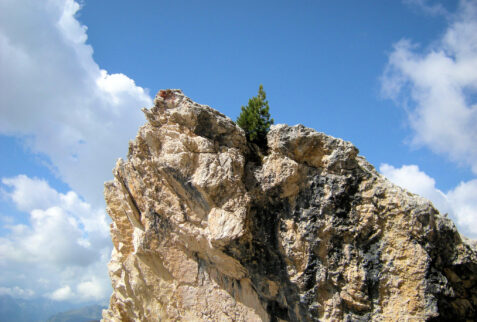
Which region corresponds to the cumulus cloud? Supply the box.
[0,175,111,302]
[0,0,152,206]
[1,175,61,213]
[382,0,477,174]
[380,164,477,239]
[381,1,477,239]
[49,286,74,302]
[447,180,477,232]
[0,0,152,304]
[47,277,107,302]
[0,0,151,303]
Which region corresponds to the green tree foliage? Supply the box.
[236,85,274,146]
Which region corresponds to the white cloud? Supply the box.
[0,286,35,299]
[381,1,477,240]
[77,278,108,301]
[0,0,152,206]
[49,286,74,301]
[1,175,110,240]
[380,164,477,238]
[382,0,477,174]
[2,175,60,212]
[47,277,107,302]
[0,0,151,304]
[0,175,112,302]
[402,0,450,17]
[379,164,450,214]
[447,180,477,232]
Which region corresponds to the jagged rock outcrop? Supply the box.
[102,89,477,321]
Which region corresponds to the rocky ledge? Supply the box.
[102,89,477,321]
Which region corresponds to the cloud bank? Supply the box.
[0,0,152,303]
[0,0,152,205]
[0,175,111,302]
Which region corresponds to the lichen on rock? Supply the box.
[102,89,477,321]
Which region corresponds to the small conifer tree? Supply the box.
[236,85,274,146]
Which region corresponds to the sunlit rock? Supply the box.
[103,89,477,321]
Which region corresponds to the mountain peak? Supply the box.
[102,90,477,321]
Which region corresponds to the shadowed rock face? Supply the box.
[102,89,477,321]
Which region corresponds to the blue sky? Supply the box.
[0,0,476,305]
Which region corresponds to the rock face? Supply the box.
[102,90,477,321]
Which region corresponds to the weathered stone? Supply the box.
[103,89,477,321]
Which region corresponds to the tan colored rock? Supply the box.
[103,89,477,321]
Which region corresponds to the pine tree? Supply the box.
[236,85,274,147]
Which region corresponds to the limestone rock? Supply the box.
[102,89,477,321]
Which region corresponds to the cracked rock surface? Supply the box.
[102,89,477,321]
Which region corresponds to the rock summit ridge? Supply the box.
[102,89,477,321]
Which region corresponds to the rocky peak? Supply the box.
[102,90,477,321]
